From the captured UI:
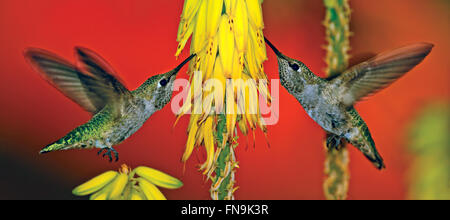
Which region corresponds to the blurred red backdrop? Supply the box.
[0,0,448,199]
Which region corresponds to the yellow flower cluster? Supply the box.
[175,0,269,174]
[72,164,183,200]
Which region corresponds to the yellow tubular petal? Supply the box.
[258,114,267,132]
[201,92,213,123]
[238,116,248,135]
[206,0,224,38]
[249,26,267,63]
[243,74,255,129]
[178,0,203,40]
[196,122,205,146]
[199,54,208,79]
[233,0,249,54]
[91,194,108,200]
[237,81,246,115]
[190,51,203,72]
[89,186,111,200]
[224,0,237,17]
[183,115,199,162]
[227,113,237,140]
[246,35,259,79]
[130,188,147,200]
[139,178,167,200]
[135,166,183,189]
[176,84,193,118]
[250,113,258,130]
[245,0,264,30]
[175,18,195,57]
[249,71,259,113]
[246,88,257,129]
[225,112,232,137]
[218,14,235,77]
[204,36,219,80]
[245,111,253,131]
[212,57,226,112]
[258,80,271,104]
[88,172,123,200]
[257,29,268,62]
[232,48,243,79]
[108,173,129,200]
[225,81,237,137]
[191,0,208,54]
[72,171,118,196]
[201,116,215,173]
[177,19,185,41]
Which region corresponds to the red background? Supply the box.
[0,0,448,199]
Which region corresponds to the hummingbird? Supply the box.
[265,38,433,169]
[25,47,195,162]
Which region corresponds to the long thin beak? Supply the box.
[170,53,196,77]
[264,37,284,58]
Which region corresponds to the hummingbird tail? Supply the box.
[348,133,386,170]
[346,108,386,170]
[351,137,386,170]
[364,150,386,170]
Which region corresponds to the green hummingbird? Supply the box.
[265,38,433,169]
[25,47,195,162]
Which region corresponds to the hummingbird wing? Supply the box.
[75,47,130,97]
[25,48,107,113]
[336,43,433,106]
[74,47,132,117]
[25,48,131,116]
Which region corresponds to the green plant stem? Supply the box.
[323,0,351,200]
[210,113,238,200]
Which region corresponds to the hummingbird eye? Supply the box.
[289,63,300,72]
[159,78,168,87]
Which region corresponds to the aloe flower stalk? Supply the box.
[176,0,268,200]
[322,0,352,200]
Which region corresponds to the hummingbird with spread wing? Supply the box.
[265,38,433,169]
[25,47,195,162]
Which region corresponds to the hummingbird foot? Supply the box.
[97,147,119,162]
[326,133,344,150]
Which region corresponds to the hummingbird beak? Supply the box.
[264,37,285,58]
[169,53,196,78]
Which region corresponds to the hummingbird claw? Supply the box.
[111,148,119,162]
[326,134,343,150]
[106,151,113,162]
[97,147,119,162]
[103,151,112,162]
[97,149,105,155]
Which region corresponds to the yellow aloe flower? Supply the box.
[134,166,184,189]
[176,0,268,200]
[72,164,183,200]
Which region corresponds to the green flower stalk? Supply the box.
[210,114,239,200]
[322,0,352,200]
